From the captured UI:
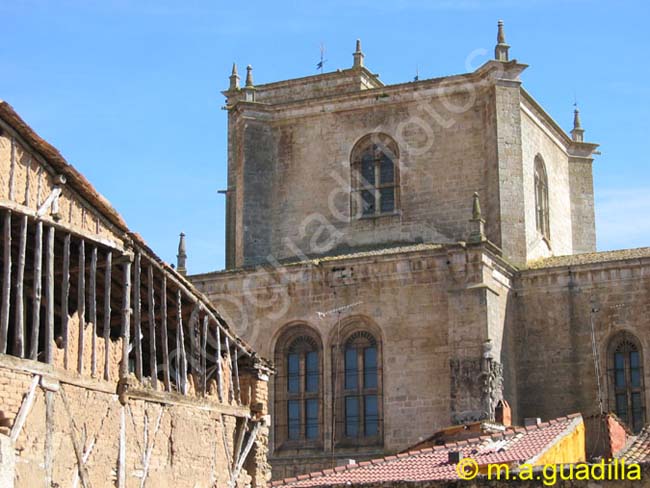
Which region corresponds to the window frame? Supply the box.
[274,326,324,450]
[534,155,550,241]
[333,328,383,448]
[607,332,646,433]
[350,134,400,219]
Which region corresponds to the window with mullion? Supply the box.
[285,341,320,443]
[353,140,397,217]
[343,342,379,439]
[610,339,645,433]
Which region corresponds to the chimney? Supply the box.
[524,417,541,427]
[448,451,464,464]
[495,399,512,427]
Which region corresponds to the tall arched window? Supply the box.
[351,134,399,218]
[534,155,550,239]
[334,328,383,446]
[274,326,322,447]
[608,333,645,432]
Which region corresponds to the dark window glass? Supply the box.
[364,347,377,389]
[631,351,640,368]
[361,154,375,186]
[615,352,625,369]
[345,348,358,390]
[616,394,628,421]
[305,351,319,392]
[345,396,359,437]
[379,156,394,184]
[305,399,319,439]
[379,188,394,213]
[364,395,378,436]
[361,190,375,216]
[288,353,300,393]
[288,400,301,440]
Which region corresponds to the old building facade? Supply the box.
[0,101,272,487]
[190,22,650,479]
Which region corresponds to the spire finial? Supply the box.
[468,192,486,244]
[245,65,254,87]
[571,106,585,142]
[177,232,187,276]
[229,62,240,91]
[494,20,510,62]
[353,39,364,68]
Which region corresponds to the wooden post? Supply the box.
[160,275,170,391]
[233,346,241,404]
[216,326,223,403]
[44,226,55,364]
[29,220,43,360]
[77,240,85,374]
[226,336,234,404]
[175,289,181,390]
[202,315,208,396]
[120,260,132,380]
[44,390,55,486]
[133,252,142,381]
[176,290,187,394]
[118,406,126,488]
[103,251,112,381]
[89,246,98,376]
[147,264,157,390]
[62,234,70,368]
[14,215,27,357]
[0,211,12,354]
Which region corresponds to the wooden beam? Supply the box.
[133,252,142,381]
[160,275,170,391]
[8,138,16,201]
[103,251,112,381]
[120,261,132,380]
[10,374,40,441]
[29,220,43,361]
[77,240,85,374]
[0,211,12,354]
[233,346,241,404]
[44,226,55,364]
[62,234,70,368]
[202,315,208,396]
[231,417,246,475]
[89,246,98,377]
[177,290,188,394]
[59,387,91,488]
[231,421,261,488]
[216,325,223,403]
[147,265,157,390]
[118,406,126,488]
[14,215,27,358]
[226,336,234,404]
[44,390,55,487]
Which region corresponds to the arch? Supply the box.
[607,331,645,432]
[350,133,400,218]
[534,154,550,239]
[273,323,324,448]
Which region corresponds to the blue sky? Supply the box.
[1,0,648,273]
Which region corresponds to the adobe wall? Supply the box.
[515,258,650,425]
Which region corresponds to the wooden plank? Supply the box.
[216,325,223,403]
[62,234,71,368]
[10,374,40,441]
[0,211,12,354]
[160,275,170,391]
[77,240,85,374]
[133,252,142,381]
[29,220,43,361]
[13,215,27,357]
[103,251,112,381]
[120,261,132,379]
[147,264,157,390]
[202,315,208,396]
[44,226,55,364]
[89,246,98,377]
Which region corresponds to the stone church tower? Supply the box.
[192,21,649,479]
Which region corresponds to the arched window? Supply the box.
[334,328,382,445]
[274,326,322,447]
[351,134,399,218]
[608,333,645,432]
[534,155,550,239]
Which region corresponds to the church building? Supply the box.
[190,21,650,479]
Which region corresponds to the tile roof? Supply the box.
[525,247,650,270]
[272,414,583,487]
[618,425,650,463]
